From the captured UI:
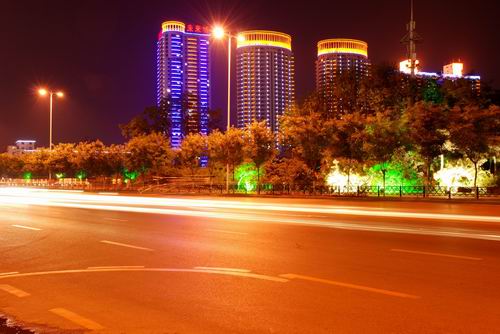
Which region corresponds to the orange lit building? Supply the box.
[316,39,370,116]
[236,30,295,133]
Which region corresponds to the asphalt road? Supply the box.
[1,188,500,333]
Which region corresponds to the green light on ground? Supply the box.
[23,172,32,180]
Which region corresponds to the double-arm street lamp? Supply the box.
[38,88,64,182]
[38,88,64,151]
[212,26,244,193]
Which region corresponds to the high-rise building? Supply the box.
[157,21,210,148]
[316,38,370,115]
[236,30,295,133]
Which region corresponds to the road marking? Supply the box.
[0,272,19,276]
[11,224,41,231]
[87,266,145,269]
[50,308,104,330]
[98,192,119,195]
[281,274,420,299]
[0,267,288,283]
[103,217,128,222]
[100,240,153,252]
[0,284,30,297]
[206,229,248,235]
[391,248,482,261]
[194,266,251,273]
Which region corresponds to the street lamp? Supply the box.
[212,25,244,193]
[38,88,64,151]
[38,87,64,182]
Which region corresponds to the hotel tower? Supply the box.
[316,38,370,116]
[157,21,210,148]
[236,30,295,133]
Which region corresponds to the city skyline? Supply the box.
[1,0,499,150]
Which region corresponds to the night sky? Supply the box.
[1,0,499,150]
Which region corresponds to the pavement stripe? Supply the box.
[206,229,248,235]
[100,240,153,252]
[103,217,128,222]
[0,272,19,276]
[49,308,104,330]
[281,274,420,299]
[0,284,30,297]
[0,267,288,283]
[11,224,41,231]
[194,266,251,273]
[391,248,482,261]
[87,266,145,269]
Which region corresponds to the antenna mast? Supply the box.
[401,0,422,77]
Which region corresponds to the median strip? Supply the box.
[391,248,482,260]
[0,284,30,298]
[280,274,420,299]
[100,240,153,252]
[49,308,104,330]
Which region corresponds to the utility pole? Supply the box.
[401,0,422,77]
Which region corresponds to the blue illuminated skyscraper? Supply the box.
[157,21,210,148]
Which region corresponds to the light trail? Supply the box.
[1,188,500,241]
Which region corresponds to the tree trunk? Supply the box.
[382,169,386,191]
[257,166,260,195]
[473,161,478,189]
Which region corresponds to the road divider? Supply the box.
[391,248,482,260]
[100,240,153,252]
[87,266,145,270]
[206,229,248,235]
[280,273,420,299]
[0,284,30,298]
[194,266,251,273]
[11,224,41,231]
[49,308,104,330]
[0,267,289,283]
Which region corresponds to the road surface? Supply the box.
[1,188,500,333]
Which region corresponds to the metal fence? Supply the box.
[1,179,499,199]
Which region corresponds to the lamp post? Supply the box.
[38,88,64,181]
[212,26,243,193]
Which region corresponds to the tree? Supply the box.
[280,94,332,187]
[48,143,77,178]
[178,133,206,179]
[362,110,407,189]
[244,121,276,193]
[449,104,500,187]
[22,149,50,178]
[0,154,24,178]
[406,102,449,184]
[120,106,169,139]
[327,112,367,188]
[125,132,173,181]
[206,130,225,184]
[210,127,245,185]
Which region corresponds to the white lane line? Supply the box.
[281,274,419,299]
[98,192,119,195]
[87,266,145,270]
[100,240,154,252]
[194,266,251,273]
[0,267,288,283]
[103,217,128,222]
[391,248,483,261]
[206,229,248,235]
[11,224,41,231]
[0,272,19,276]
[0,284,30,298]
[50,308,104,330]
